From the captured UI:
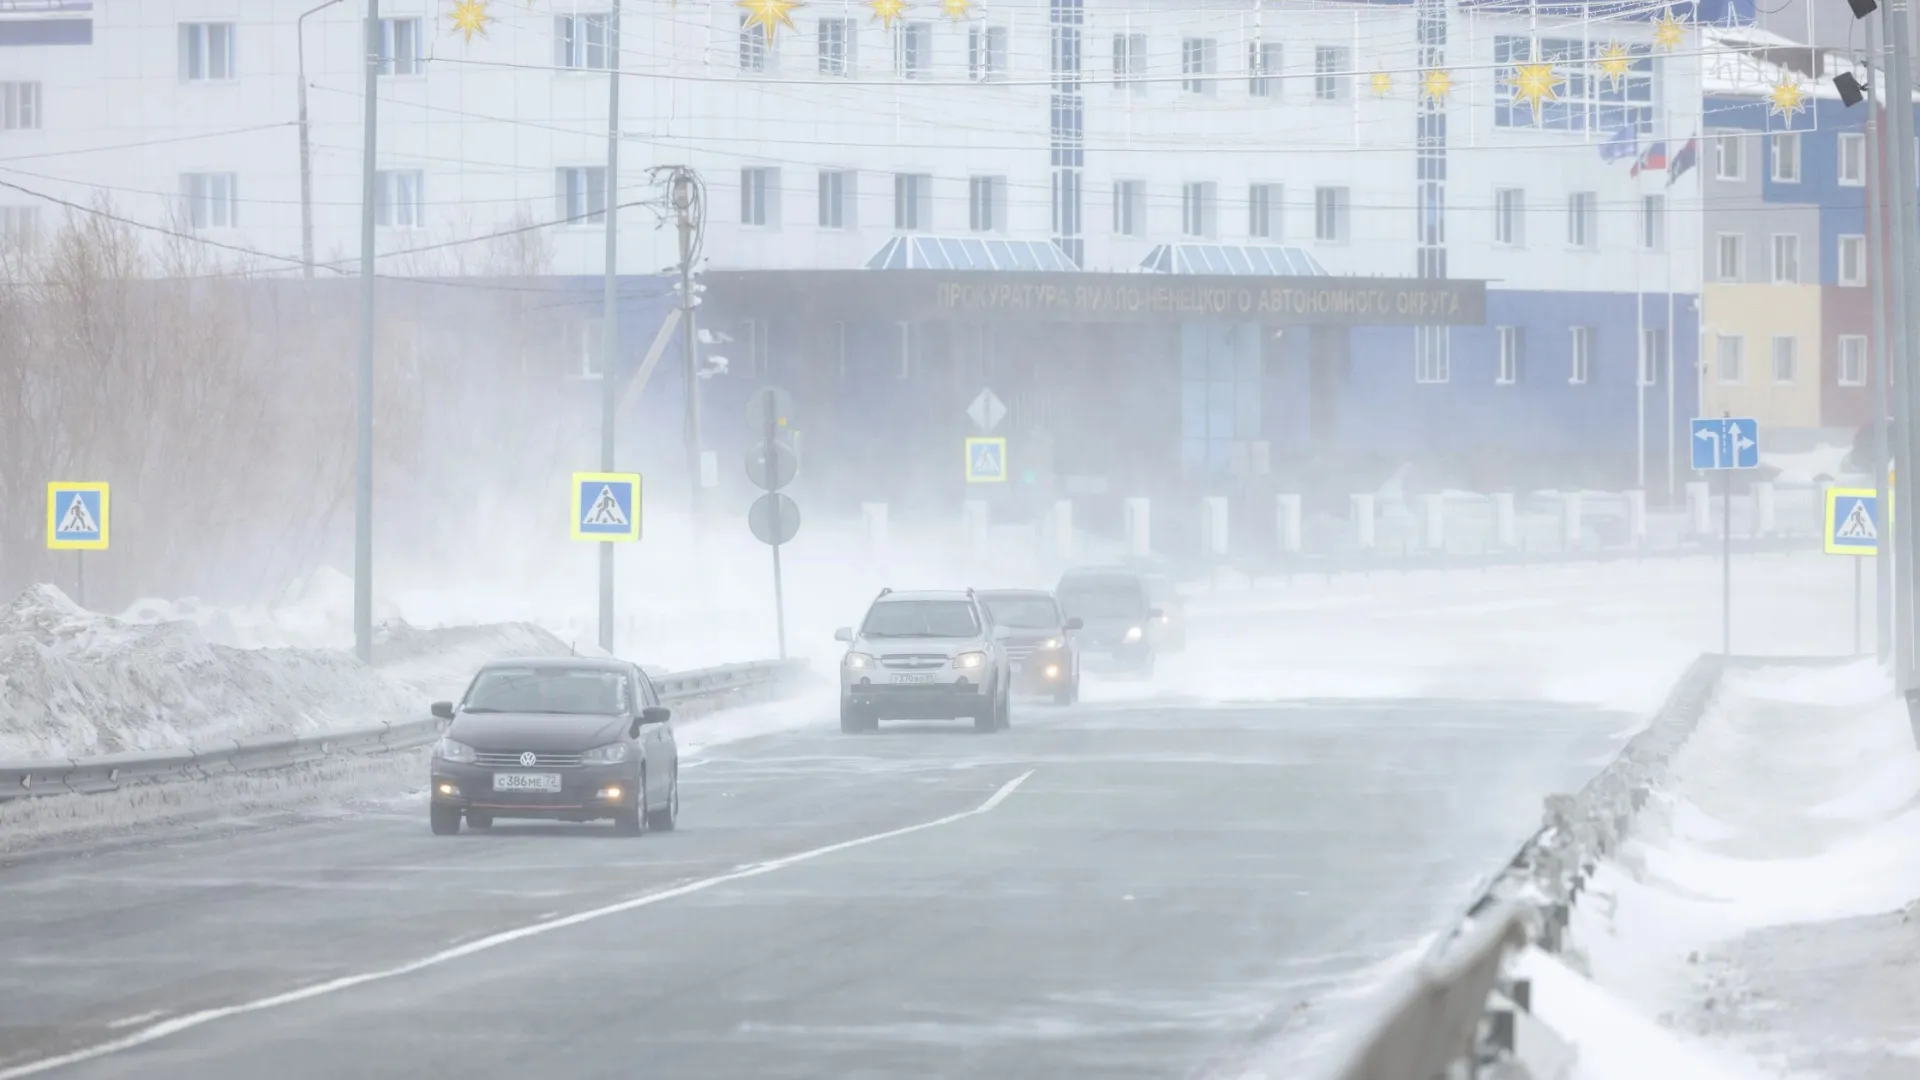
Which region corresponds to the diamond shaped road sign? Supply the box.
[967,389,1007,433]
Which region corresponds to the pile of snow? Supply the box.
[0,584,576,761]
[1559,661,1920,1079]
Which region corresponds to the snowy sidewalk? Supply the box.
[1552,661,1920,1080]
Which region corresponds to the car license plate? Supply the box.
[492,772,561,793]
[891,673,937,684]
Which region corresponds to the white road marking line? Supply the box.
[103,1012,167,1031]
[0,769,1035,1079]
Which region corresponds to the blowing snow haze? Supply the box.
[0,0,1907,1078]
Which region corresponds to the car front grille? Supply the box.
[879,654,949,670]
[473,751,585,769]
[1006,644,1038,661]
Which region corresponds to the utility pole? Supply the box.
[598,0,623,655]
[1867,18,1893,664]
[669,167,707,522]
[296,0,343,278]
[1884,0,1920,688]
[352,0,380,664]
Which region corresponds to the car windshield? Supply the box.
[1057,576,1148,619]
[462,668,628,715]
[981,595,1061,629]
[862,600,980,638]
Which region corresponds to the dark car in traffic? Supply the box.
[977,589,1083,704]
[1055,567,1164,676]
[427,657,680,836]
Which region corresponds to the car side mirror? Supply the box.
[834,627,854,643]
[1064,617,1084,631]
[430,701,455,721]
[641,706,672,726]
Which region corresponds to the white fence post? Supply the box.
[1688,481,1712,535]
[1753,480,1776,537]
[963,500,990,557]
[1352,493,1376,551]
[1124,497,1151,558]
[1422,493,1445,552]
[1050,499,1074,563]
[1493,493,1517,549]
[1625,489,1647,547]
[861,502,889,560]
[1277,493,1302,554]
[1202,496,1230,557]
[1561,492,1583,550]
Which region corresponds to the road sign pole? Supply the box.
[1722,452,1732,656]
[352,0,380,665]
[1857,556,1865,656]
[1867,13,1893,664]
[594,0,623,656]
[765,396,787,659]
[75,551,83,609]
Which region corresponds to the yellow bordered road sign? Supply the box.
[1824,487,1880,556]
[47,482,109,551]
[965,437,1008,483]
[572,472,642,542]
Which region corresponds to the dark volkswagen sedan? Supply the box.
[427,657,679,836]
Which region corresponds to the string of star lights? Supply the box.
[867,0,908,27]
[1653,7,1687,50]
[738,0,805,43]
[1597,41,1634,87]
[1370,71,1393,97]
[1767,71,1808,120]
[939,0,975,19]
[1420,67,1452,103]
[1509,59,1565,121]
[447,0,492,43]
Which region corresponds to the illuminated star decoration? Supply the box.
[1510,62,1564,121]
[939,0,973,20]
[447,0,492,43]
[1653,9,1686,51]
[1421,68,1452,102]
[867,0,908,27]
[1598,42,1633,88]
[737,0,805,43]
[1767,72,1808,120]
[1370,71,1393,97]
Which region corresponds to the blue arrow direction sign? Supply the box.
[1690,417,1761,470]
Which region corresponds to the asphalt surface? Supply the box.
[0,694,1635,1079]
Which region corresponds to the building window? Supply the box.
[1314,46,1350,100]
[740,167,779,227]
[1,81,41,130]
[1839,334,1869,387]
[1838,132,1866,186]
[180,172,238,229]
[894,172,931,230]
[1248,42,1281,97]
[1313,186,1348,241]
[1640,328,1665,386]
[558,12,618,70]
[1,205,40,246]
[738,14,773,72]
[1181,37,1218,95]
[1248,183,1280,239]
[1639,194,1664,251]
[1415,327,1451,384]
[969,25,1008,81]
[1181,181,1217,238]
[895,321,918,379]
[1717,334,1745,384]
[1492,36,1652,131]
[378,17,424,75]
[1113,33,1146,90]
[1493,188,1524,246]
[817,169,855,229]
[1113,180,1145,235]
[1771,132,1801,182]
[1713,133,1743,180]
[1772,233,1801,284]
[375,169,424,228]
[1839,234,1866,286]
[969,175,1005,232]
[818,17,855,75]
[556,166,608,224]
[1716,232,1745,281]
[1496,326,1523,385]
[895,22,932,79]
[1567,191,1596,248]
[179,22,236,81]
[1771,335,1798,384]
[1569,326,1593,385]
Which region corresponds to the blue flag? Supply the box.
[1600,125,1639,163]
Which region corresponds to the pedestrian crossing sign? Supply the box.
[1824,487,1880,556]
[571,472,642,542]
[965,437,1008,484]
[46,482,109,551]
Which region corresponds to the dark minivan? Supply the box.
[1054,568,1163,676]
[428,657,680,836]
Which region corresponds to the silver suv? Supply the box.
[834,588,1012,734]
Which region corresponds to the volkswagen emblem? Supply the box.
[518,752,537,767]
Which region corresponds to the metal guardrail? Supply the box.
[0,657,811,801]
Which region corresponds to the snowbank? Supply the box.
[0,584,575,760]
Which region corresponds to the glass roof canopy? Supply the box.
[1140,244,1331,276]
[866,236,1080,272]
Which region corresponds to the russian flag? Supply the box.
[1667,137,1700,187]
[1630,141,1668,177]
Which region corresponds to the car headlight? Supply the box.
[433,737,476,764]
[953,651,987,669]
[844,651,875,669]
[1123,626,1144,644]
[1039,637,1064,650]
[582,742,630,765]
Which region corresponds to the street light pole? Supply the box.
[1866,19,1893,664]
[1882,0,1920,687]
[665,167,706,523]
[597,0,623,655]
[352,0,380,664]
[296,0,343,279]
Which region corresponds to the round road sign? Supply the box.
[744,439,799,492]
[745,386,795,437]
[748,492,801,546]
